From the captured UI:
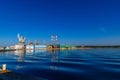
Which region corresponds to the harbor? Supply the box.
[0,0,120,80]
[0,33,120,52]
[0,34,77,52]
[0,48,120,80]
[0,34,119,80]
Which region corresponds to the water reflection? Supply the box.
[14,50,26,62]
[47,50,59,62]
[0,49,120,80]
[45,50,59,70]
[26,50,34,54]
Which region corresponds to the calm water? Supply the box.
[0,49,120,80]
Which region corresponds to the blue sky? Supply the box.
[0,0,120,46]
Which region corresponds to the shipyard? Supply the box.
[1,33,120,52]
[0,0,120,80]
[0,33,78,52]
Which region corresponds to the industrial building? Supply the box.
[26,45,34,50]
[35,45,47,50]
[2,34,62,51]
[47,35,60,49]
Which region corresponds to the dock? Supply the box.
[0,70,11,74]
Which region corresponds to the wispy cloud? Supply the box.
[99,27,107,33]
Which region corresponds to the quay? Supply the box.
[0,70,11,74]
[1,33,120,52]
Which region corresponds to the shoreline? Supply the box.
[0,47,120,52]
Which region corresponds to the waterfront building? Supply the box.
[46,45,54,50]
[26,44,34,50]
[54,44,60,49]
[35,45,47,50]
[0,47,5,51]
[60,44,68,50]
[14,44,26,50]
[4,46,11,51]
[26,44,47,50]
[69,46,76,49]
[9,46,15,50]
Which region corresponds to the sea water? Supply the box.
[0,49,120,80]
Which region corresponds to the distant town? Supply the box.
[0,33,120,52]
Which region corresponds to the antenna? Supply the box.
[51,35,55,45]
[55,35,58,44]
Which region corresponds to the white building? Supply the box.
[35,45,47,50]
[10,46,15,50]
[26,45,47,50]
[14,44,25,50]
[0,47,4,51]
[26,45,34,50]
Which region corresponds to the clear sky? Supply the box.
[0,0,120,46]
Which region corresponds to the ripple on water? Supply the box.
[0,49,120,80]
